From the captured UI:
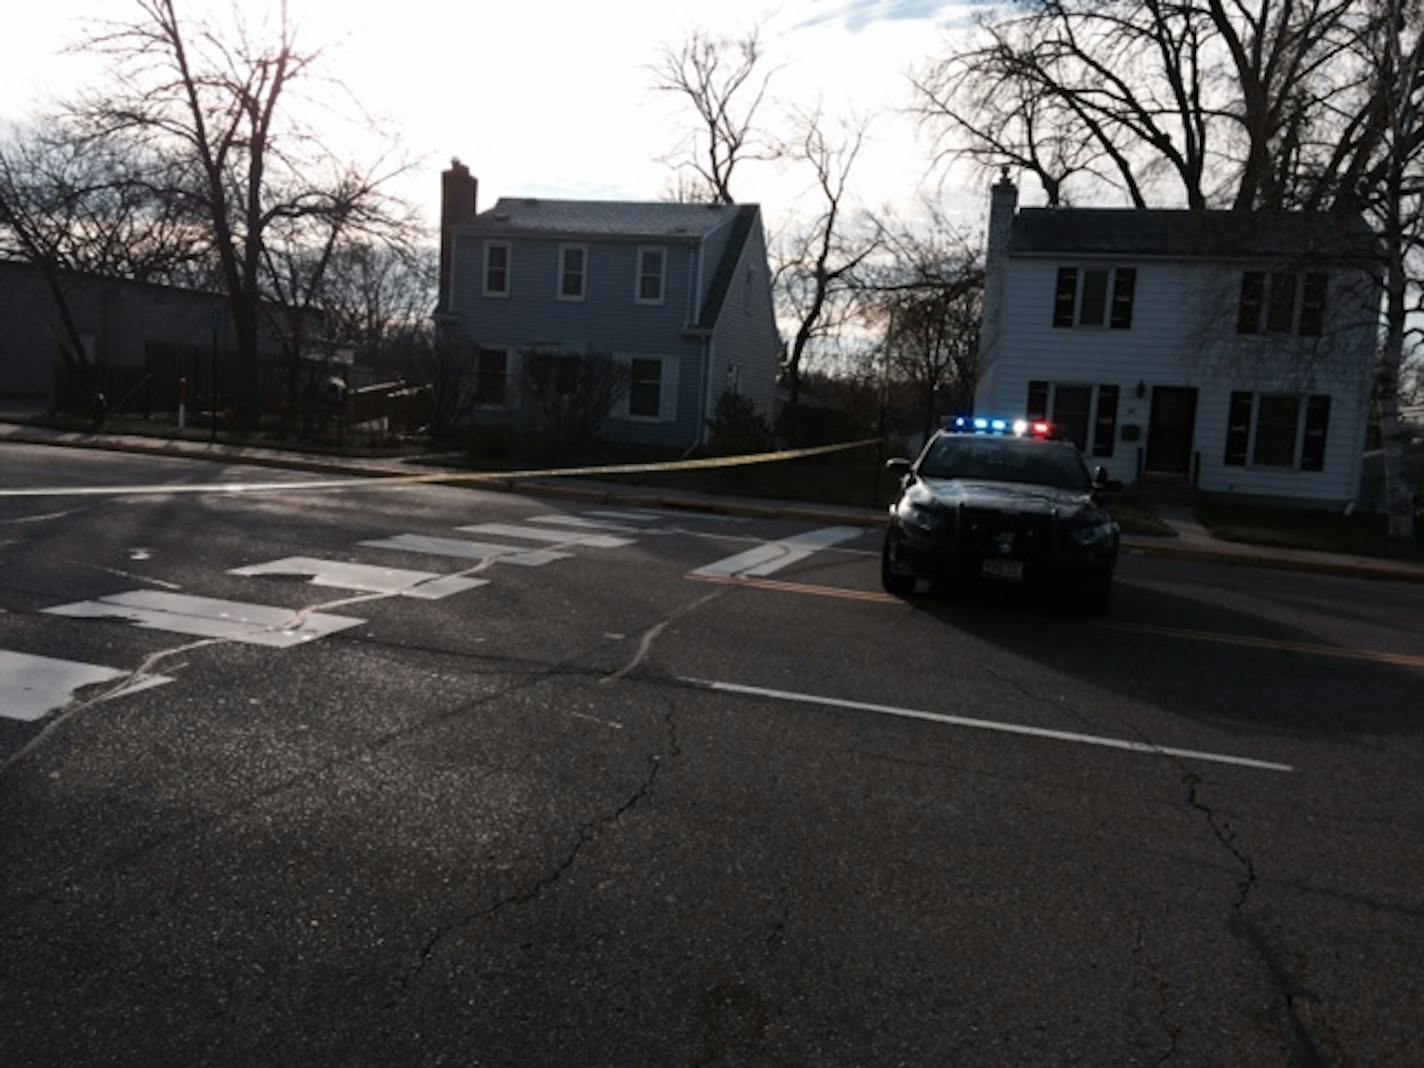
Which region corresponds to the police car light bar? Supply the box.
[949,415,1053,438]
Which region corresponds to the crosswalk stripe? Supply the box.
[528,515,643,534]
[586,508,746,524]
[359,534,568,567]
[692,527,864,578]
[0,650,173,722]
[584,509,664,521]
[43,591,365,648]
[229,557,487,599]
[457,523,633,549]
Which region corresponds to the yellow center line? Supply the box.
[687,573,1424,670]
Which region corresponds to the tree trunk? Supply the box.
[1377,219,1416,541]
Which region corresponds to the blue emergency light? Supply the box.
[947,415,1053,438]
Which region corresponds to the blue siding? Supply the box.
[448,232,708,448]
[709,217,780,426]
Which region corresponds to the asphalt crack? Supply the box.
[1183,770,1257,910]
[1132,917,1181,1065]
[387,703,681,1007]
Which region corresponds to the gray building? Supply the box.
[0,258,312,411]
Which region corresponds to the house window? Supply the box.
[637,247,665,304]
[559,244,587,301]
[1051,267,1135,329]
[1252,395,1301,466]
[1265,273,1297,334]
[1224,392,1332,469]
[1051,385,1093,451]
[1299,273,1328,336]
[629,357,663,419]
[474,348,509,406]
[1093,385,1119,457]
[1237,271,1328,335]
[483,242,510,297]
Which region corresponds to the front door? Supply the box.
[1145,386,1198,475]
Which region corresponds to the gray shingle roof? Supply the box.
[464,198,743,239]
[1009,208,1377,262]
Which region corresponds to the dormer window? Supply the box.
[636,247,665,304]
[483,241,510,297]
[559,244,587,301]
[1052,266,1135,329]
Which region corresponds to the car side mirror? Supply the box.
[1092,465,1110,489]
[885,458,912,479]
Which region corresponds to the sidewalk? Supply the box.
[4,418,1422,584]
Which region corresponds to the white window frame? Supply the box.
[557,243,588,302]
[635,246,666,305]
[472,345,515,409]
[616,354,679,424]
[482,241,510,298]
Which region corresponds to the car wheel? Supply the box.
[881,529,917,597]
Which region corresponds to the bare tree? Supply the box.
[1356,0,1424,538]
[651,25,779,204]
[70,0,405,423]
[259,172,418,418]
[863,210,984,441]
[520,350,629,455]
[776,109,881,417]
[913,0,1370,211]
[0,119,204,384]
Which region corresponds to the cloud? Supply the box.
[796,0,982,33]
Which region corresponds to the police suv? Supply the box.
[881,417,1121,610]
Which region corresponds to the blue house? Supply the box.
[435,160,780,450]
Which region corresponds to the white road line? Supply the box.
[681,677,1294,773]
[0,650,173,722]
[585,509,665,522]
[359,534,568,567]
[230,556,487,599]
[528,515,643,534]
[43,591,364,648]
[587,507,747,523]
[457,523,633,549]
[692,526,863,579]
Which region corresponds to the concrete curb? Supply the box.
[1120,538,1424,584]
[6,425,1422,583]
[0,425,413,479]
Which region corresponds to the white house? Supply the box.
[974,173,1380,508]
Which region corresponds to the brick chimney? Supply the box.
[438,158,478,314]
[974,166,1018,410]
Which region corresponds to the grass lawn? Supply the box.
[1105,499,1178,537]
[1195,502,1424,562]
[17,412,427,460]
[607,447,889,511]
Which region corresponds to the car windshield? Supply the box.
[917,435,1091,491]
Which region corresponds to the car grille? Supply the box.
[960,508,1055,562]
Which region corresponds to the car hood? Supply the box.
[915,478,1108,522]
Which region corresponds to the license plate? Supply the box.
[981,558,1024,581]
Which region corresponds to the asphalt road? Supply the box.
[2,443,1422,1067]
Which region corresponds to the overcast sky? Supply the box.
[0,0,992,237]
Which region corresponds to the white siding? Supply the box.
[979,256,1377,506]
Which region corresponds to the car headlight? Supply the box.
[901,502,946,534]
[1069,520,1116,547]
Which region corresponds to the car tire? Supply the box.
[881,529,917,597]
